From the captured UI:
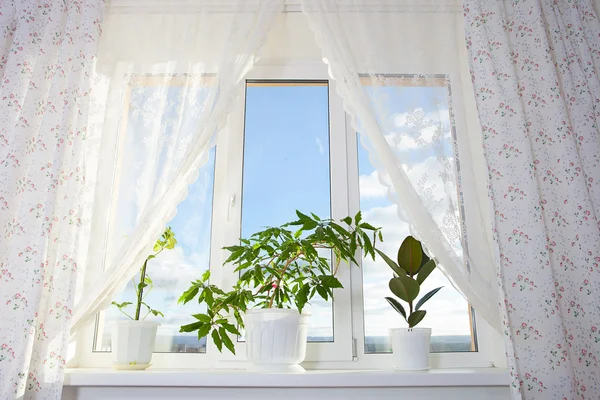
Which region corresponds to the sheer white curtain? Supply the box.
[301,0,501,331]
[71,0,284,333]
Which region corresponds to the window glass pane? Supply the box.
[358,84,474,353]
[241,81,333,341]
[94,149,215,353]
[94,80,216,353]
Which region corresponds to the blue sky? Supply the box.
[241,85,331,236]
[99,80,472,352]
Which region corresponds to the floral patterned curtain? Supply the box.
[0,1,104,399]
[464,1,600,398]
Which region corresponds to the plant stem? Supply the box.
[134,248,164,320]
[134,258,148,321]
[268,252,301,308]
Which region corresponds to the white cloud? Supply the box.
[388,108,451,152]
[393,109,450,128]
[359,171,389,199]
[315,137,325,156]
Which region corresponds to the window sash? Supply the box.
[215,66,354,364]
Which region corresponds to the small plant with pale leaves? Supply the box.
[111,227,177,321]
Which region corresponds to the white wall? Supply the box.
[259,13,323,63]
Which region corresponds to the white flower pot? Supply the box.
[112,320,159,370]
[389,327,431,371]
[244,309,310,373]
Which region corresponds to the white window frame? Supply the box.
[74,62,497,370]
[215,65,354,367]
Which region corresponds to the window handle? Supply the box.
[227,193,236,221]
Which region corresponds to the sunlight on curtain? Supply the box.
[71,0,284,334]
[302,0,501,332]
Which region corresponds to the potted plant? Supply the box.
[179,211,381,372]
[110,227,176,370]
[375,236,442,371]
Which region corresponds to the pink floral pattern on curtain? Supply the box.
[463,1,600,399]
[0,1,104,399]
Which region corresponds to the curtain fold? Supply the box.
[70,0,284,335]
[0,1,104,399]
[301,0,501,332]
[464,0,600,398]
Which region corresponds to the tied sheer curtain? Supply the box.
[301,0,501,331]
[70,0,284,334]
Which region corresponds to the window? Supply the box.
[354,78,476,354]
[81,67,488,368]
[241,81,333,341]
[91,77,216,355]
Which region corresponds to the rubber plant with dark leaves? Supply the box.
[111,227,177,320]
[376,236,442,328]
[178,211,382,354]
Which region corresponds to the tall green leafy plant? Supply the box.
[178,211,382,354]
[376,236,442,328]
[111,227,177,320]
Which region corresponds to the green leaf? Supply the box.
[166,236,177,249]
[150,310,164,317]
[201,269,211,282]
[417,250,431,273]
[193,313,212,323]
[296,284,310,313]
[225,248,245,263]
[316,285,328,301]
[179,321,203,333]
[219,327,236,355]
[408,310,427,328]
[302,219,318,231]
[375,249,405,277]
[204,289,214,306]
[319,275,343,289]
[137,282,148,292]
[212,329,223,352]
[415,287,443,311]
[417,259,436,284]
[234,310,244,328]
[389,275,420,303]
[342,216,352,226]
[197,323,211,339]
[385,297,407,321]
[295,210,311,222]
[111,301,132,310]
[254,264,264,283]
[397,236,423,275]
[178,287,199,304]
[354,211,362,224]
[359,222,377,230]
[222,322,242,336]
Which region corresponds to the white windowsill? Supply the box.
[64,368,509,388]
